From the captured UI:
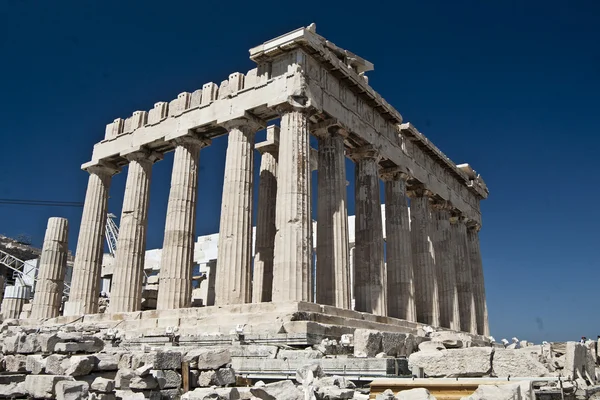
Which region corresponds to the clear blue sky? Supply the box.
[1,1,598,343]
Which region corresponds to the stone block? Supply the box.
[129,375,158,390]
[0,382,26,398]
[250,380,303,400]
[182,387,240,399]
[354,329,382,357]
[213,367,236,386]
[46,354,69,374]
[381,332,408,357]
[418,341,445,352]
[408,347,492,378]
[16,333,41,354]
[315,386,355,400]
[229,344,278,358]
[564,341,595,382]
[91,377,115,393]
[115,368,135,389]
[198,370,215,387]
[5,354,27,372]
[493,349,550,378]
[56,380,89,400]
[55,342,82,353]
[114,390,147,399]
[38,333,60,352]
[185,348,231,370]
[135,363,154,377]
[26,354,46,374]
[23,375,75,399]
[277,349,322,360]
[94,353,120,371]
[65,355,95,376]
[396,388,436,400]
[90,394,116,400]
[151,369,182,389]
[461,383,523,400]
[152,350,182,369]
[296,363,324,385]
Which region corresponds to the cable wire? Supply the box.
[0,198,84,207]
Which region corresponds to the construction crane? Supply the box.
[105,213,119,257]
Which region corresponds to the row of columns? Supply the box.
[64,107,488,335]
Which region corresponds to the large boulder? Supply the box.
[23,375,75,399]
[354,329,382,357]
[251,380,303,400]
[493,349,550,378]
[408,347,493,377]
[185,348,231,370]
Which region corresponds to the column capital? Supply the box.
[379,166,409,182]
[311,119,349,139]
[172,133,211,148]
[466,220,482,232]
[347,145,381,162]
[449,211,468,225]
[121,147,163,164]
[220,112,265,133]
[431,200,453,211]
[84,161,120,177]
[406,184,434,198]
[275,100,316,117]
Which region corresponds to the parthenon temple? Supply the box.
[56,24,489,337]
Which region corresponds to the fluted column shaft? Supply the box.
[467,224,489,335]
[252,126,279,303]
[382,172,416,321]
[31,217,69,319]
[157,136,209,310]
[409,191,440,326]
[110,151,158,312]
[431,204,461,330]
[315,127,350,308]
[215,118,262,305]
[64,164,117,316]
[272,109,313,302]
[451,215,477,334]
[351,148,386,316]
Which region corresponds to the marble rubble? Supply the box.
[5,23,586,400]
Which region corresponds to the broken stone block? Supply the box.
[353,329,382,357]
[185,348,231,370]
[397,388,437,400]
[91,376,115,393]
[229,345,278,358]
[182,387,240,399]
[250,379,304,400]
[460,383,524,400]
[94,353,120,371]
[26,354,46,374]
[151,369,182,389]
[296,363,324,385]
[213,367,236,386]
[152,350,182,369]
[129,375,158,390]
[376,389,396,400]
[55,342,82,353]
[90,394,116,400]
[277,349,323,360]
[0,382,26,398]
[56,380,89,400]
[65,355,95,376]
[135,363,154,377]
[381,332,408,357]
[564,342,596,382]
[114,389,147,399]
[493,349,550,378]
[418,341,445,352]
[197,370,216,387]
[45,354,69,375]
[408,347,493,378]
[16,333,41,354]
[23,375,75,399]
[5,354,27,372]
[315,386,354,400]
[2,335,19,353]
[115,368,136,389]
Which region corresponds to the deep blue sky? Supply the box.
[1,1,598,343]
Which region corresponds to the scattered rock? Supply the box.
[185,348,231,370]
[251,380,304,400]
[354,329,382,357]
[198,370,216,387]
[91,377,115,393]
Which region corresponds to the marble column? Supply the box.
[30,217,69,319]
[252,125,279,303]
[467,222,490,336]
[409,190,440,326]
[350,147,386,316]
[272,108,313,302]
[315,125,350,309]
[215,116,263,305]
[451,214,477,334]
[64,162,118,316]
[381,169,416,321]
[110,150,161,313]
[156,136,210,310]
[431,203,461,330]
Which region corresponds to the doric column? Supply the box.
[450,213,477,334]
[215,115,264,305]
[64,162,118,316]
[30,217,69,319]
[431,202,461,330]
[381,169,416,321]
[252,125,279,303]
[110,150,161,313]
[156,135,210,310]
[467,222,490,336]
[314,123,350,309]
[272,107,313,302]
[408,189,440,326]
[349,146,386,316]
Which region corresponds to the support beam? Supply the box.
[157,136,210,310]
[349,146,386,316]
[272,107,313,302]
[30,217,69,319]
[64,163,118,316]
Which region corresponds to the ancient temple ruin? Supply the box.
[57,24,488,337]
